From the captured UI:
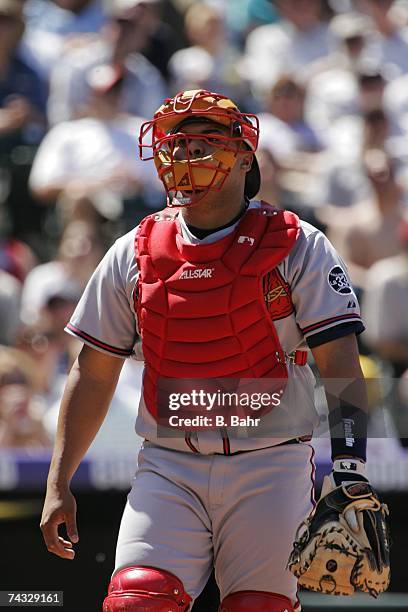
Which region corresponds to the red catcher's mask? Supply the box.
[139,89,260,207]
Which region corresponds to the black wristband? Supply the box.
[328,402,368,462]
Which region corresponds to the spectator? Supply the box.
[118,0,181,82]
[0,0,47,145]
[25,0,106,36]
[318,107,397,209]
[324,11,372,71]
[362,216,408,375]
[15,320,79,403]
[55,190,122,243]
[326,148,407,288]
[0,346,51,448]
[243,0,333,99]
[357,0,408,77]
[305,12,373,134]
[29,67,162,207]
[256,75,325,216]
[168,3,251,107]
[47,0,167,125]
[20,219,104,327]
[17,220,103,400]
[312,60,408,213]
[21,0,107,80]
[311,63,390,157]
[259,75,323,157]
[0,0,48,250]
[362,215,408,444]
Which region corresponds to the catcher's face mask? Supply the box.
[139,89,260,207]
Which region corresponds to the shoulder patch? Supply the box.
[327,265,353,295]
[263,269,294,320]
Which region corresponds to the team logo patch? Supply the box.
[327,266,352,295]
[263,269,293,320]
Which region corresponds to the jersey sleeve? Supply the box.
[286,222,365,348]
[65,230,139,358]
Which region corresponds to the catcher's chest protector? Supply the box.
[135,204,300,419]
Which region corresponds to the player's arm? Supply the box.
[311,333,368,470]
[288,333,390,596]
[286,224,367,470]
[287,229,390,595]
[40,344,124,560]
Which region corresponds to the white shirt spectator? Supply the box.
[20,261,81,326]
[29,115,162,199]
[243,21,332,95]
[306,69,359,138]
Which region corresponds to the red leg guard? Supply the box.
[219,590,295,612]
[103,566,192,611]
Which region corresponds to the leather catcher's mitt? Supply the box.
[287,481,390,597]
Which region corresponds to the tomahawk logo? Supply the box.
[238,235,255,246]
[339,461,357,471]
[179,268,214,280]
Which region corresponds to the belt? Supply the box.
[214,435,313,456]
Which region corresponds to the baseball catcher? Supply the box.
[287,459,390,598]
[41,88,390,611]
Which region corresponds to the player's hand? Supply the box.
[287,458,390,597]
[322,458,368,531]
[40,484,79,560]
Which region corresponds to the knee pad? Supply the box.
[219,590,294,612]
[103,566,192,611]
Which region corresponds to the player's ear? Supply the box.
[240,153,253,172]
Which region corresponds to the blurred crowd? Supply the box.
[0,0,407,452]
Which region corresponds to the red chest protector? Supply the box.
[134,204,300,419]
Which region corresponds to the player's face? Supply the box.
[169,121,231,163]
[160,119,248,208]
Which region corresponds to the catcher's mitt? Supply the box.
[287,481,390,597]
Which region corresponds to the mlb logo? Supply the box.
[238,235,255,246]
